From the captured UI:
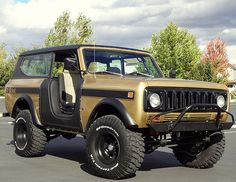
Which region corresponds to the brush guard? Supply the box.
[148,104,235,133]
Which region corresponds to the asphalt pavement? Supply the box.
[0,98,6,113]
[229,102,236,122]
[0,98,236,182]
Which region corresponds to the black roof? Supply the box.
[21,44,149,56]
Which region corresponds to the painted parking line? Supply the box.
[225,131,236,134]
[0,121,14,125]
[0,122,11,125]
[7,121,14,125]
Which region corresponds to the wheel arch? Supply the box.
[85,98,138,132]
[12,95,42,127]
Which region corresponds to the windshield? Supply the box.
[83,49,163,78]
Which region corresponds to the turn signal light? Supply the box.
[127,92,134,99]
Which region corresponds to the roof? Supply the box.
[20,44,149,56]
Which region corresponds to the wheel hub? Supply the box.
[96,132,120,165]
[15,119,28,149]
[107,144,114,152]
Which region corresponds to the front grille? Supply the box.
[144,87,227,112]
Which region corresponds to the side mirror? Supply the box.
[169,69,176,78]
[64,58,78,71]
[64,58,87,74]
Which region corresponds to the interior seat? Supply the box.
[58,58,80,114]
[107,67,121,74]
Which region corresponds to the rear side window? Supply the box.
[20,53,52,77]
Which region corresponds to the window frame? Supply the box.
[19,52,54,78]
[50,50,81,78]
[82,48,164,78]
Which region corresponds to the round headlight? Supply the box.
[217,95,225,108]
[149,93,161,108]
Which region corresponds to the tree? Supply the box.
[0,47,27,88]
[146,22,201,79]
[70,14,93,44]
[0,44,8,89]
[200,38,229,84]
[8,47,28,63]
[189,61,214,82]
[44,11,93,47]
[0,43,7,62]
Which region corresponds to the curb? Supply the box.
[0,97,5,99]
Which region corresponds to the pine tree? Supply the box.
[147,22,201,79]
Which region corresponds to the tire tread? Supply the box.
[173,132,225,169]
[86,115,144,179]
[14,110,47,157]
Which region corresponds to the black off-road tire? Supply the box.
[86,115,145,179]
[13,110,47,157]
[173,132,225,169]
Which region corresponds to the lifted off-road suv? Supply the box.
[3,45,235,179]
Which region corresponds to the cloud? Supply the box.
[221,28,236,45]
[170,0,236,28]
[0,0,235,63]
[0,26,7,35]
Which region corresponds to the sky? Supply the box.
[0,0,235,64]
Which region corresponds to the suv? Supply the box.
[4,45,234,179]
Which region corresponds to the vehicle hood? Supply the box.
[144,78,228,91]
[83,74,228,91]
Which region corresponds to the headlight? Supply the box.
[217,95,225,108]
[149,93,161,108]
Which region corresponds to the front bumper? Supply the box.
[148,104,235,133]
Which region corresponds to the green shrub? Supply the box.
[232,94,236,100]
[0,87,4,96]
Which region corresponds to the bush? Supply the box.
[231,91,236,100]
[0,87,4,96]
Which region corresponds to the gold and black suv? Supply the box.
[3,45,235,179]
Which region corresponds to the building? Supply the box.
[228,64,236,87]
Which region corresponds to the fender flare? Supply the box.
[86,98,138,132]
[12,95,42,128]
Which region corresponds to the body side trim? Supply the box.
[82,89,134,99]
[15,88,40,94]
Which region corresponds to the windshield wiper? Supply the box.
[94,71,122,76]
[125,71,154,78]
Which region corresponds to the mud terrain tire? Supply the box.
[86,115,145,179]
[13,110,47,157]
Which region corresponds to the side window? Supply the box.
[52,52,78,77]
[110,60,121,70]
[20,53,52,77]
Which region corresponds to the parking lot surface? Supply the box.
[0,99,236,182]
